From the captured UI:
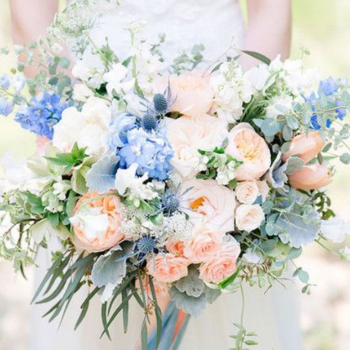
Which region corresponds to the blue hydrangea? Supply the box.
[307,77,347,130]
[14,93,68,139]
[0,74,10,90]
[117,127,173,181]
[108,113,137,149]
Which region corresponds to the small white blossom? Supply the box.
[103,63,134,97]
[211,60,254,124]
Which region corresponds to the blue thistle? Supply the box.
[133,236,158,265]
[141,113,158,131]
[161,192,180,214]
[153,93,168,114]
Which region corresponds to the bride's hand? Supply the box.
[242,0,292,70]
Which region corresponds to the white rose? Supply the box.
[72,60,90,81]
[73,84,93,102]
[235,204,265,232]
[53,97,111,155]
[236,181,260,204]
[166,115,228,179]
[181,179,236,233]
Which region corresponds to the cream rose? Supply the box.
[147,253,190,283]
[226,123,271,181]
[235,204,265,232]
[167,71,214,117]
[235,181,260,204]
[199,236,240,284]
[181,179,236,233]
[184,224,224,263]
[166,115,228,178]
[53,97,111,156]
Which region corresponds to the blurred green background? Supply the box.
[0,1,350,349]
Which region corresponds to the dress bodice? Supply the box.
[89,0,245,64]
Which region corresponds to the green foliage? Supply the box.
[230,323,258,350]
[46,143,88,173]
[171,44,205,74]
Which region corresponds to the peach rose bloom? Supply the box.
[181,179,236,232]
[235,204,265,233]
[282,131,325,163]
[71,192,124,252]
[167,71,214,117]
[226,123,271,181]
[184,224,224,263]
[166,240,186,257]
[235,180,260,204]
[199,236,240,284]
[147,253,190,283]
[288,164,332,190]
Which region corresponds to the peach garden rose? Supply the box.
[199,236,241,284]
[167,71,214,118]
[288,164,332,190]
[181,178,236,233]
[147,253,190,283]
[282,131,325,163]
[70,192,125,253]
[183,224,224,263]
[226,123,271,181]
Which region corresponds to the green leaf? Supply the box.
[31,252,65,304]
[241,50,271,65]
[340,153,350,164]
[219,266,241,289]
[141,319,148,350]
[298,270,309,284]
[121,289,129,333]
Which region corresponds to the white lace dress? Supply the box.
[29,1,304,349]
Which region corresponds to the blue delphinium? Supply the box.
[0,74,10,90]
[117,127,173,181]
[0,98,13,116]
[14,93,68,139]
[307,77,347,130]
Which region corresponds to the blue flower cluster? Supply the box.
[109,113,173,181]
[14,93,68,139]
[308,77,347,130]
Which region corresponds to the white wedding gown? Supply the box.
[29,1,304,349]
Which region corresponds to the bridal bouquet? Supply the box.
[1,11,350,350]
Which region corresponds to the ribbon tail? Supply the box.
[146,301,190,350]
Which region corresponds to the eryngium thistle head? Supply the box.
[135,236,156,255]
[153,93,168,114]
[141,113,157,131]
[162,192,180,214]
